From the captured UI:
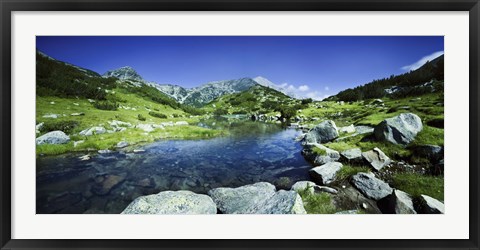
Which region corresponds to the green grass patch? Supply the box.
[411,125,444,146]
[324,141,357,152]
[312,147,327,156]
[391,173,444,201]
[336,165,370,181]
[298,188,337,214]
[37,125,227,156]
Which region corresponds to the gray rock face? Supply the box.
[291,181,317,194]
[335,210,359,214]
[339,124,356,134]
[355,126,374,134]
[362,147,391,171]
[316,186,338,194]
[208,182,306,214]
[374,113,423,145]
[109,120,133,128]
[36,122,44,133]
[121,190,217,214]
[302,143,340,165]
[136,124,155,132]
[79,126,106,136]
[340,148,363,163]
[103,66,144,81]
[116,141,129,148]
[304,120,339,144]
[36,131,70,145]
[42,114,58,119]
[175,121,189,126]
[378,189,416,214]
[419,195,444,214]
[309,162,343,185]
[351,172,393,201]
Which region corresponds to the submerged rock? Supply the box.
[309,162,343,185]
[92,174,126,195]
[208,182,306,214]
[36,131,70,145]
[121,190,217,214]
[350,172,393,201]
[362,147,391,171]
[304,120,339,144]
[374,113,423,145]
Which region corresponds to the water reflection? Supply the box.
[36,120,311,214]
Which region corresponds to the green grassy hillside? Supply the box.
[203,85,306,119]
[36,52,224,156]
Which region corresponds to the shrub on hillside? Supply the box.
[137,114,146,121]
[93,101,118,111]
[40,120,79,134]
[149,111,167,118]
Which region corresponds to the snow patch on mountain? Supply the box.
[253,76,298,98]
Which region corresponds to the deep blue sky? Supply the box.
[36,36,443,99]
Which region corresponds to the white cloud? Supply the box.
[324,86,330,91]
[261,77,324,100]
[298,85,309,92]
[401,51,444,71]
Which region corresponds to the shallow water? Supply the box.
[36,120,312,214]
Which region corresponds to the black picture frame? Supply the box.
[1,0,479,249]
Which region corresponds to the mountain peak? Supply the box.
[103,66,143,81]
[253,76,275,87]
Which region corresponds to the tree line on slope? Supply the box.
[330,55,444,102]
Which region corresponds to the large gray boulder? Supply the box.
[309,162,343,185]
[419,195,444,214]
[362,147,391,171]
[302,143,340,165]
[291,181,338,195]
[36,131,70,145]
[136,124,155,133]
[79,126,106,136]
[291,181,316,195]
[208,182,306,214]
[340,148,363,164]
[351,172,393,201]
[378,189,416,214]
[374,113,423,145]
[304,120,339,144]
[338,124,356,134]
[121,190,217,214]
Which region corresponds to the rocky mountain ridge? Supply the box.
[102,66,297,106]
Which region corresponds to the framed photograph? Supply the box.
[1,0,479,249]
